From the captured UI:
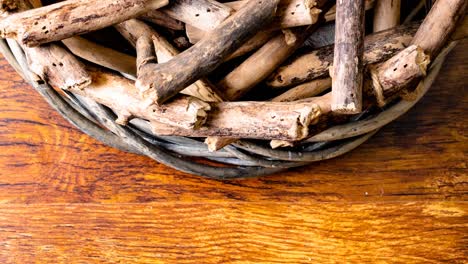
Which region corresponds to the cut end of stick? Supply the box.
[370,45,429,107]
[186,98,212,130]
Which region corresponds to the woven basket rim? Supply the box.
[0,37,457,179]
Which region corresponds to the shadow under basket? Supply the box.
[0,37,457,180]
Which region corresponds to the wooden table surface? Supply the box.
[0,40,467,263]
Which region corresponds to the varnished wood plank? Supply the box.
[0,40,466,204]
[0,202,466,263]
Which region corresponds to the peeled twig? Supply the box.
[0,0,169,47]
[140,10,185,30]
[115,19,224,102]
[137,0,280,105]
[331,0,365,114]
[62,37,137,76]
[267,21,421,88]
[70,67,211,130]
[373,0,401,32]
[218,29,306,100]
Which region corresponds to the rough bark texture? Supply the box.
[411,0,467,57]
[138,37,159,78]
[267,21,421,88]
[373,0,401,32]
[62,37,137,77]
[161,0,234,31]
[25,44,91,91]
[369,45,430,107]
[217,0,334,101]
[136,0,280,105]
[331,0,365,114]
[151,101,322,141]
[151,34,224,102]
[2,0,92,91]
[140,9,185,30]
[0,0,169,47]
[116,19,224,102]
[70,67,211,130]
[186,0,323,43]
[272,78,331,102]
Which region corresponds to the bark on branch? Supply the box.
[0,0,169,47]
[6,0,91,91]
[70,67,211,130]
[331,0,365,114]
[151,101,322,141]
[115,19,224,102]
[267,21,421,88]
[136,0,280,105]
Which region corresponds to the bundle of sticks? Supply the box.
[0,0,466,153]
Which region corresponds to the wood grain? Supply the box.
[0,40,466,262]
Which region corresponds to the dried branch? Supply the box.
[137,0,280,105]
[373,0,401,32]
[0,0,169,46]
[70,67,211,130]
[267,21,421,88]
[62,37,137,76]
[140,9,185,30]
[331,0,365,114]
[115,19,224,102]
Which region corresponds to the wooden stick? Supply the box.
[115,19,224,102]
[186,0,324,43]
[369,45,430,107]
[151,101,322,141]
[205,0,333,150]
[69,67,211,130]
[0,0,169,47]
[5,0,92,91]
[205,80,331,149]
[62,37,137,77]
[137,0,280,105]
[25,44,92,91]
[324,0,375,22]
[161,0,234,31]
[217,0,334,101]
[331,0,365,114]
[150,33,224,102]
[411,0,467,57]
[140,10,185,30]
[271,78,331,102]
[136,35,158,75]
[373,0,401,32]
[218,29,306,101]
[267,21,421,88]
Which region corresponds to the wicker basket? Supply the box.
[0,1,461,179]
